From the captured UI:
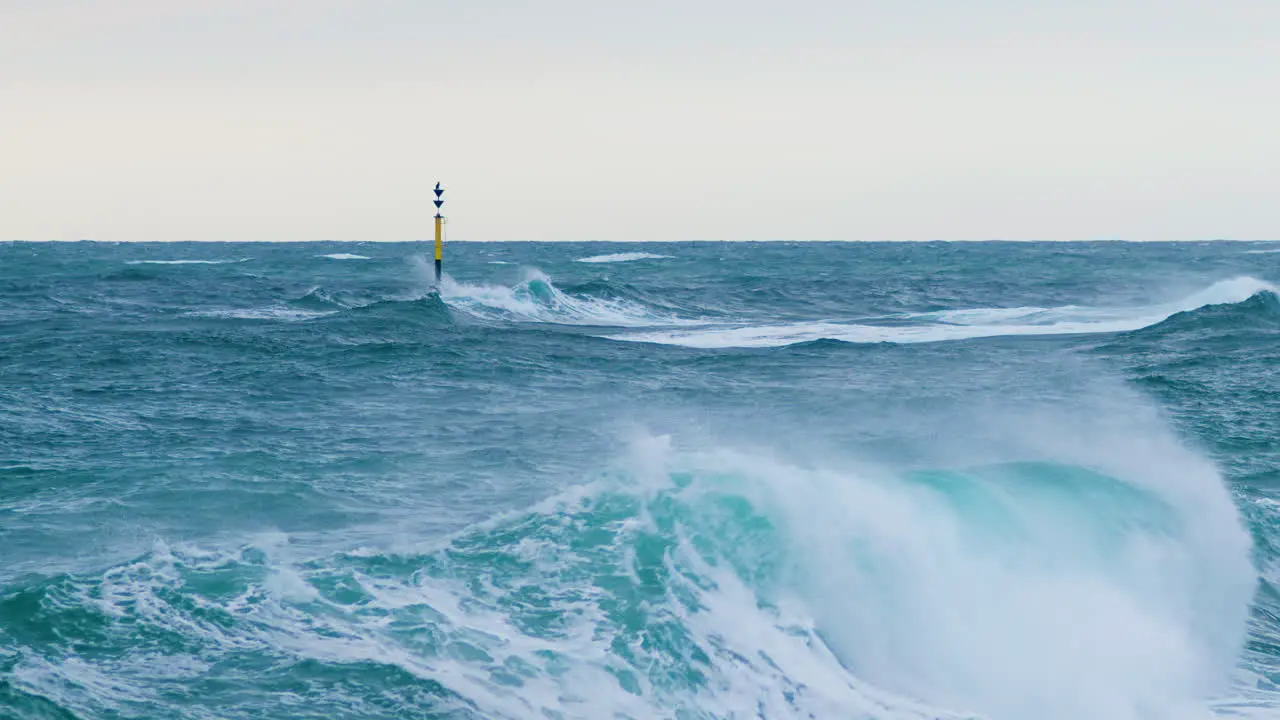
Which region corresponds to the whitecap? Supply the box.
[189,308,335,322]
[575,252,671,264]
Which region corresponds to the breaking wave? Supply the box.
[439,269,699,327]
[0,426,1257,720]
[172,265,1278,351]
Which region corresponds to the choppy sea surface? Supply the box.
[2,240,1280,720]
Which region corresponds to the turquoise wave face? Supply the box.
[2,240,1279,719]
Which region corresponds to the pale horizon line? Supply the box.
[5,238,1279,244]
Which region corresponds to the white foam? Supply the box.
[317,253,370,260]
[440,268,700,328]
[1244,249,1280,255]
[10,655,157,712]
[575,252,671,263]
[126,258,249,265]
[609,276,1278,348]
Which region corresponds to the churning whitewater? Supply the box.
[2,241,1280,720]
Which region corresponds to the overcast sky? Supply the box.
[2,1,1277,241]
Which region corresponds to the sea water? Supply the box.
[2,240,1279,720]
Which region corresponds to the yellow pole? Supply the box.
[434,214,443,282]
[433,181,445,282]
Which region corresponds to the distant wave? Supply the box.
[576,252,671,264]
[317,253,370,260]
[607,276,1278,349]
[126,258,250,265]
[1244,250,1280,255]
[289,286,358,311]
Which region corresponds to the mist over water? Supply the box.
[3,240,1280,720]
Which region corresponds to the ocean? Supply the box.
[2,240,1279,720]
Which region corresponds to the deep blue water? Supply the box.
[2,240,1280,720]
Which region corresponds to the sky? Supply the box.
[2,0,1277,241]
